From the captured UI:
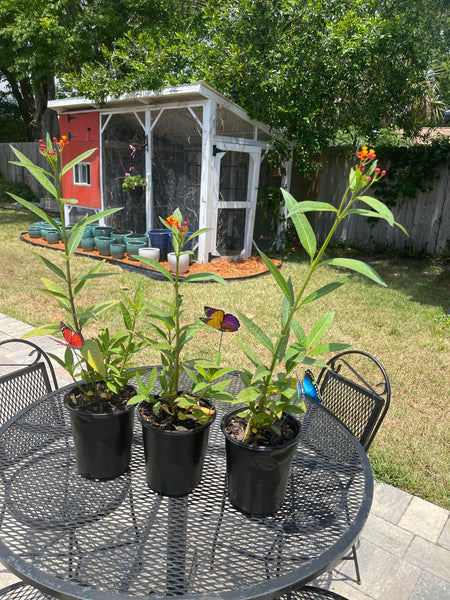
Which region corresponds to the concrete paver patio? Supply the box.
[0,312,448,599]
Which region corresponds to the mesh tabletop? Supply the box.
[0,372,373,600]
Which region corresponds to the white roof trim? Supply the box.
[48,82,272,135]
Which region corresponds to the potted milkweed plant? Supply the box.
[222,147,407,516]
[128,208,235,496]
[9,134,149,480]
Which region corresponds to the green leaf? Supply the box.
[291,319,307,345]
[41,276,69,299]
[9,146,58,197]
[61,148,97,176]
[237,311,273,352]
[67,227,85,256]
[80,339,107,379]
[321,258,386,286]
[282,189,316,259]
[182,272,228,284]
[306,312,335,348]
[301,276,351,306]
[357,195,394,226]
[7,194,60,226]
[287,201,338,216]
[235,338,265,369]
[30,250,66,281]
[236,386,260,405]
[137,256,174,281]
[21,323,60,338]
[258,249,293,303]
[308,342,351,355]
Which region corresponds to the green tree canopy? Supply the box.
[1,0,447,157]
[63,0,448,169]
[0,0,184,140]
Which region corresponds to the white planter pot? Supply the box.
[139,247,160,262]
[167,252,189,274]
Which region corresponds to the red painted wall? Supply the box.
[60,112,101,209]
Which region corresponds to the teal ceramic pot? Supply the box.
[126,240,147,260]
[33,221,47,231]
[93,225,114,238]
[95,236,112,256]
[110,243,126,259]
[40,224,56,237]
[80,236,95,252]
[79,227,94,248]
[125,233,148,244]
[112,230,133,244]
[82,225,95,238]
[28,226,42,238]
[46,229,60,244]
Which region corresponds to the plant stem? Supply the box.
[245,177,371,440]
[172,252,181,402]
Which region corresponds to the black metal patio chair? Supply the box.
[0,338,58,423]
[277,586,349,599]
[0,340,58,598]
[0,582,52,600]
[316,349,391,584]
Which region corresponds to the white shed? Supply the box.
[49,82,280,263]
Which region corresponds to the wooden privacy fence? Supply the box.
[2,143,449,255]
[290,148,449,256]
[0,142,49,198]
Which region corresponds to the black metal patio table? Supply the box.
[0,371,373,600]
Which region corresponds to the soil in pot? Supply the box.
[64,383,137,480]
[222,409,301,516]
[139,398,216,496]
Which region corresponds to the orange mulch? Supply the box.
[22,233,281,279]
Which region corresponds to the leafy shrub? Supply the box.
[0,175,39,204]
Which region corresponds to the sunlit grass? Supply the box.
[1,205,449,508]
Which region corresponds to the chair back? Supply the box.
[317,350,390,451]
[0,339,58,425]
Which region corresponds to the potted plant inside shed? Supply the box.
[9,134,148,480]
[128,208,235,496]
[223,147,408,516]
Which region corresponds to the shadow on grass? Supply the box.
[282,246,449,310]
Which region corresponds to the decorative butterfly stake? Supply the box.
[57,321,84,349]
[297,369,322,403]
[200,306,240,352]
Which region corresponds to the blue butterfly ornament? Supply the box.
[297,369,323,403]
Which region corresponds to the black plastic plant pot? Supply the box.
[64,388,136,481]
[221,408,301,516]
[139,400,216,496]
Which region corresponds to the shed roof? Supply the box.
[48,81,271,135]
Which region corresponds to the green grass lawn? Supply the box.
[1,204,449,509]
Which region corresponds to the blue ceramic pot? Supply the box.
[148,229,170,261]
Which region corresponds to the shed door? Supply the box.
[212,143,261,258]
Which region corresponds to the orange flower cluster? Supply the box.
[165,215,188,232]
[39,136,69,157]
[357,146,376,161]
[55,135,69,148]
[355,146,387,182]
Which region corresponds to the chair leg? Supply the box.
[351,544,362,585]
